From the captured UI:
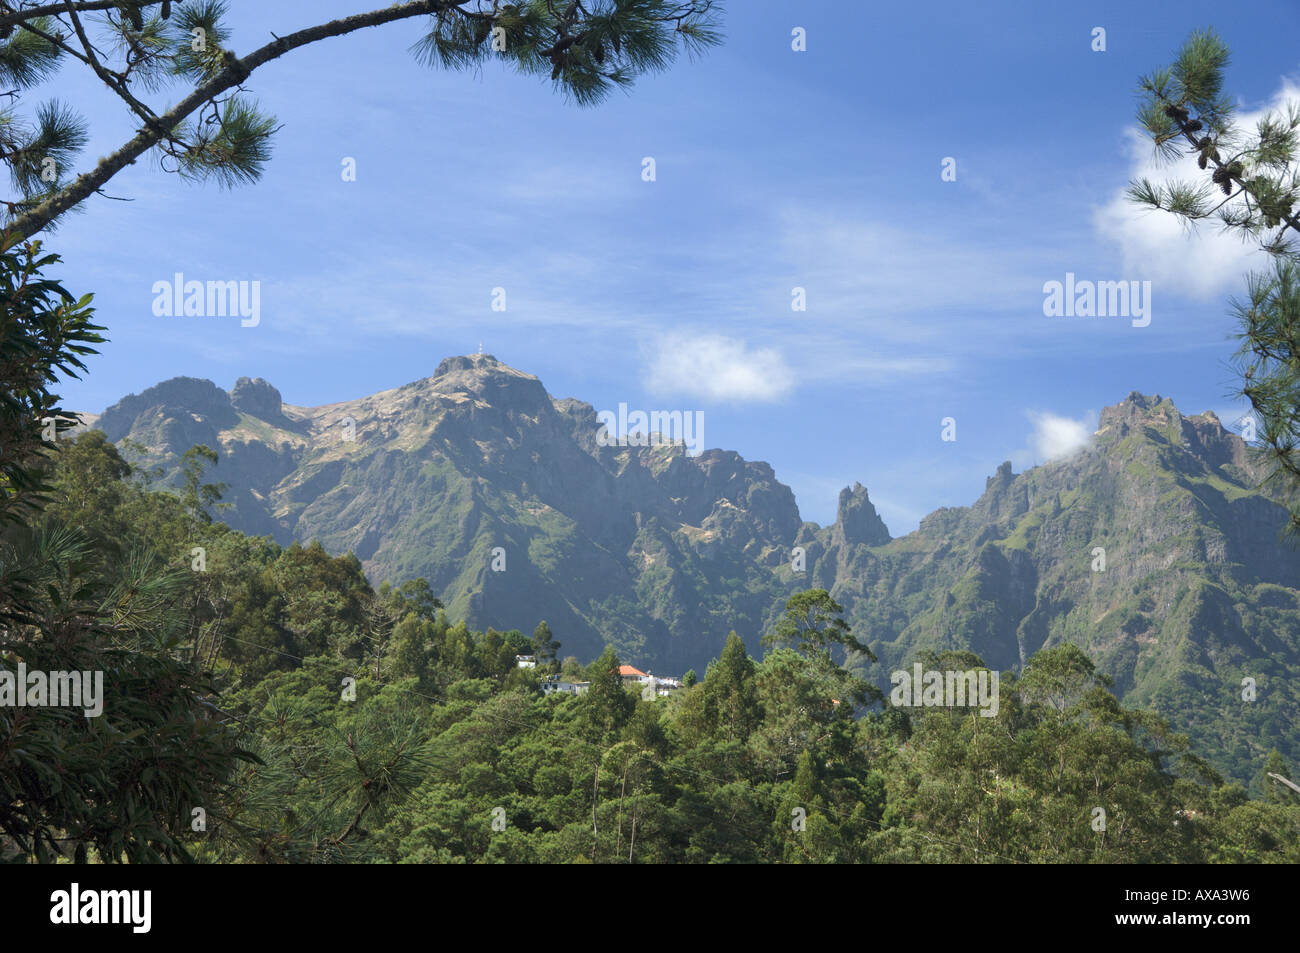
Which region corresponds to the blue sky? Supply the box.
[46,0,1300,532]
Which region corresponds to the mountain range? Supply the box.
[83,354,1300,782]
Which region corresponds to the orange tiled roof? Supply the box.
[618,664,648,677]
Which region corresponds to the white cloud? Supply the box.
[1032,412,1092,460]
[1015,410,1098,466]
[1094,80,1300,301]
[644,333,795,403]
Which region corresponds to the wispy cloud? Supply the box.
[644,333,794,402]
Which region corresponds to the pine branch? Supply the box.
[62,2,163,133]
[1156,92,1300,253]
[0,1,163,32]
[7,0,474,238]
[5,0,721,235]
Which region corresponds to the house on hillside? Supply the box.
[618,664,649,685]
[540,675,589,696]
[619,666,684,698]
[515,655,537,669]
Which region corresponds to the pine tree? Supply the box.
[1128,29,1300,533]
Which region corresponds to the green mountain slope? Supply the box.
[90,360,1300,783]
[814,394,1300,784]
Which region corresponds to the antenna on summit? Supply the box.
[478,341,483,355]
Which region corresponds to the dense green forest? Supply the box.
[3,419,1297,862]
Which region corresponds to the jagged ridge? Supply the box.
[90,358,1300,782]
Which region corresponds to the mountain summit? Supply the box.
[97,356,803,669]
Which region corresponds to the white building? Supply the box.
[634,672,683,699]
[540,675,589,696]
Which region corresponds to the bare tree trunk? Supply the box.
[591,756,600,863]
[628,796,638,864]
[1269,772,1300,795]
[616,753,629,860]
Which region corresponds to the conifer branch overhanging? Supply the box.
[1,0,720,240]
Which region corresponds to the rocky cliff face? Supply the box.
[833,482,891,548]
[229,377,292,427]
[93,357,1300,781]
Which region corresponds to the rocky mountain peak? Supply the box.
[433,353,504,378]
[1097,391,1174,436]
[970,460,1029,525]
[986,459,1015,491]
[429,354,551,414]
[1096,391,1249,470]
[96,376,237,440]
[230,376,285,422]
[833,481,891,547]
